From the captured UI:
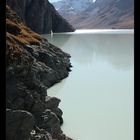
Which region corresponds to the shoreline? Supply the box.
[6,5,73,140]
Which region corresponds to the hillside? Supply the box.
[52,0,134,29]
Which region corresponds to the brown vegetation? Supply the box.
[6,5,45,60]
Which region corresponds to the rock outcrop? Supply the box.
[6,0,75,34]
[6,5,73,140]
[6,109,34,140]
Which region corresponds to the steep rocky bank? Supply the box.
[6,5,73,140]
[6,0,75,34]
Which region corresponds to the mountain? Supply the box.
[6,5,72,140]
[6,0,75,34]
[52,0,95,17]
[52,0,134,29]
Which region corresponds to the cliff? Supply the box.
[6,0,75,34]
[6,5,72,140]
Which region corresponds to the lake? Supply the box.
[43,29,134,140]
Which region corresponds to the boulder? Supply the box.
[6,109,34,140]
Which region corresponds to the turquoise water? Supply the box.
[44,30,134,140]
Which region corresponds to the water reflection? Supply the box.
[44,33,134,70]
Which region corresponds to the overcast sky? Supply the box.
[49,0,96,2]
[49,0,61,2]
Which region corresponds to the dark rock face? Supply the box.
[6,0,75,34]
[6,5,73,140]
[6,109,34,140]
[37,109,62,135]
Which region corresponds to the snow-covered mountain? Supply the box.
[51,0,134,29]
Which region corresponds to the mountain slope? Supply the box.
[53,0,134,29]
[53,0,95,18]
[6,0,75,34]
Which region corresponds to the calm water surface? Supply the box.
[43,30,134,140]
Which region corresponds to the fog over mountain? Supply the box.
[52,0,134,29]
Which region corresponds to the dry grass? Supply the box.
[6,5,45,60]
[17,25,42,45]
[6,32,23,60]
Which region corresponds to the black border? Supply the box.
[134,0,137,140]
[0,0,6,139]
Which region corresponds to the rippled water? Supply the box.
[43,30,134,140]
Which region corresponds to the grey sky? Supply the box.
[49,0,61,2]
[49,0,97,3]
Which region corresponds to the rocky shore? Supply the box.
[6,5,73,140]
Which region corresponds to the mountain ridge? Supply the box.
[52,0,134,29]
